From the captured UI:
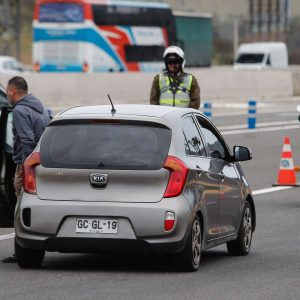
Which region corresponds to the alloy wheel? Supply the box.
[243,207,252,251]
[192,219,201,266]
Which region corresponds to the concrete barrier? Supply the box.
[291,70,300,96]
[195,68,293,99]
[0,68,296,110]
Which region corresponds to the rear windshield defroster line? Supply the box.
[40,120,171,170]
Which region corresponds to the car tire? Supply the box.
[176,215,202,272]
[227,201,253,256]
[15,238,45,268]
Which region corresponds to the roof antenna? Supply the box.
[107,94,116,114]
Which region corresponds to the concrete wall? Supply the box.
[148,0,248,20]
[0,68,296,111]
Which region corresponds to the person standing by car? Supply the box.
[150,46,200,109]
[2,76,50,263]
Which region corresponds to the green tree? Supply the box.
[0,0,35,64]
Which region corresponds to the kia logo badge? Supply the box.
[90,174,108,188]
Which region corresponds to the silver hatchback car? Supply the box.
[15,105,255,271]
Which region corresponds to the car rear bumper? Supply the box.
[15,192,195,254]
[15,235,188,254]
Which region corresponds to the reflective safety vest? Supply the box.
[159,73,193,107]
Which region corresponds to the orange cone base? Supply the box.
[273,171,300,186]
[273,169,300,185]
[272,183,300,186]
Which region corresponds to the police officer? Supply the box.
[150,46,200,109]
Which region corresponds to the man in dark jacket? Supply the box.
[2,76,50,263]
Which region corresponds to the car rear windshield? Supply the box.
[40,120,171,170]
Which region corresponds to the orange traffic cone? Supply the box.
[273,136,300,186]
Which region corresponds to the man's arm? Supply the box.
[189,75,201,110]
[150,74,160,105]
[13,107,36,162]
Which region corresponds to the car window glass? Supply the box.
[182,116,206,156]
[41,122,171,170]
[196,117,226,159]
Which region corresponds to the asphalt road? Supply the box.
[0,109,299,300]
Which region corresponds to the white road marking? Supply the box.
[252,186,293,195]
[278,112,299,117]
[222,124,300,135]
[0,233,15,241]
[219,120,299,131]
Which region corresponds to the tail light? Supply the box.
[23,152,41,194]
[163,156,189,198]
[33,62,40,72]
[83,61,89,72]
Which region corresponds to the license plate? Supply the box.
[76,218,118,234]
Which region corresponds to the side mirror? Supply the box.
[233,146,252,161]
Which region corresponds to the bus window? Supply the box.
[125,45,165,62]
[92,4,174,27]
[39,3,84,23]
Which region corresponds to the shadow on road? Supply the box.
[41,249,230,273]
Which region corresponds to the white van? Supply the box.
[234,42,288,70]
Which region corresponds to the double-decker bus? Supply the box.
[33,0,176,72]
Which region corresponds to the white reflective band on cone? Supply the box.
[283,144,292,152]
